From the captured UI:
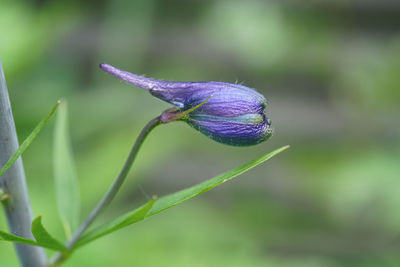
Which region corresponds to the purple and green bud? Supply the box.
[100,63,272,146]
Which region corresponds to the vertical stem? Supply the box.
[0,59,47,266]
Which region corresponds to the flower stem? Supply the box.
[0,59,48,267]
[50,116,161,266]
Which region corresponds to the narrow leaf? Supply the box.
[0,230,37,246]
[75,198,156,248]
[53,101,80,239]
[31,216,67,252]
[74,145,289,249]
[0,216,67,252]
[147,145,289,216]
[0,101,60,177]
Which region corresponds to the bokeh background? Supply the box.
[1,0,400,266]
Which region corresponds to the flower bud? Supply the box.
[100,63,272,146]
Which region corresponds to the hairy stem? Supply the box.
[0,59,48,266]
[50,116,161,266]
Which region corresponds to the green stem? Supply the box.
[49,116,161,266]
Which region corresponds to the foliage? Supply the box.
[0,99,288,264]
[0,102,59,178]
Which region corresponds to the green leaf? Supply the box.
[147,145,290,216]
[75,198,156,248]
[31,216,67,252]
[53,101,80,239]
[74,145,289,249]
[0,216,67,252]
[0,230,37,246]
[0,101,60,177]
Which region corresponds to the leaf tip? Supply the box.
[32,215,43,224]
[283,145,290,150]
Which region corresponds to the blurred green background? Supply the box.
[1,0,400,266]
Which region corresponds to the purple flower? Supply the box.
[100,63,272,146]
